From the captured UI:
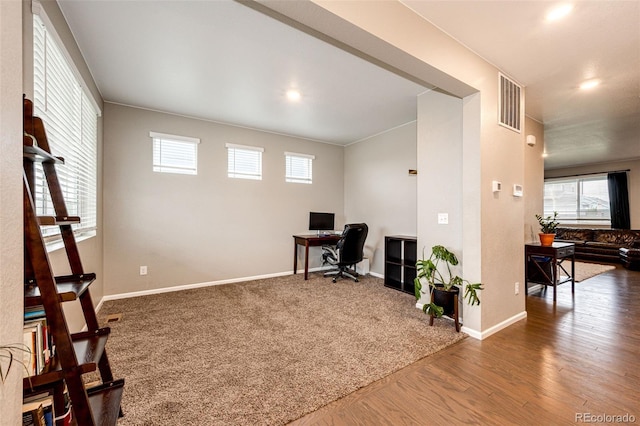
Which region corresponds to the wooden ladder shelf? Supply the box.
[22,98,124,426]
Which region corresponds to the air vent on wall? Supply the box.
[498,73,521,133]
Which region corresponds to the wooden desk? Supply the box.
[293,234,341,280]
[525,242,575,302]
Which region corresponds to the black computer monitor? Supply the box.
[309,212,335,233]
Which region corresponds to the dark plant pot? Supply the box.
[432,284,459,316]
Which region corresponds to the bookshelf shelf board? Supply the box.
[87,379,125,426]
[22,328,111,390]
[37,215,81,226]
[24,273,97,307]
[23,144,63,164]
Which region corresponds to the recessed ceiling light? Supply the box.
[546,4,573,21]
[580,79,600,90]
[286,90,301,102]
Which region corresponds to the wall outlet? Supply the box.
[437,213,449,225]
[140,266,148,275]
[515,281,520,295]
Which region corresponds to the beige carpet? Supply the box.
[570,261,616,282]
[97,274,465,425]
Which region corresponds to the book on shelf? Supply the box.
[22,317,53,376]
[22,402,46,426]
[23,393,54,426]
[24,306,46,321]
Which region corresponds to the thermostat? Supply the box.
[513,184,523,197]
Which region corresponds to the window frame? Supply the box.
[543,174,611,225]
[150,132,200,175]
[285,152,314,184]
[32,11,100,243]
[226,143,264,180]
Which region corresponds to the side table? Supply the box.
[525,242,575,302]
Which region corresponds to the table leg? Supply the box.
[304,243,310,280]
[571,254,575,294]
[524,254,529,298]
[552,257,557,302]
[293,239,298,274]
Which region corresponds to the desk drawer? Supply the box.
[556,245,575,257]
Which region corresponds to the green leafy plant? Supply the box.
[0,344,31,384]
[414,245,483,318]
[535,211,560,234]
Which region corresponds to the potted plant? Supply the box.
[535,211,559,246]
[414,245,483,332]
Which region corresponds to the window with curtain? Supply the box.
[285,152,314,184]
[33,14,99,239]
[543,175,611,224]
[150,132,200,175]
[226,143,263,180]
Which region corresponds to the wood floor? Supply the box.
[290,265,640,425]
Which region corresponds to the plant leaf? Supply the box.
[464,283,484,306]
[423,302,444,318]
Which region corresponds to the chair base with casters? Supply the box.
[324,265,360,282]
[321,223,368,283]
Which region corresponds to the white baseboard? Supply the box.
[471,311,527,340]
[369,271,383,279]
[100,270,300,305]
[97,267,375,313]
[414,302,527,340]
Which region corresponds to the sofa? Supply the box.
[554,227,640,267]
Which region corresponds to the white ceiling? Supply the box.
[58,0,640,169]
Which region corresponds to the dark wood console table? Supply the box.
[293,234,341,280]
[525,242,575,301]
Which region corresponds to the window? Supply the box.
[33,14,99,239]
[285,152,314,184]
[544,175,610,223]
[150,132,200,175]
[226,143,263,180]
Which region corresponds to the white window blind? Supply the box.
[33,14,98,239]
[150,132,200,175]
[544,175,611,223]
[226,143,263,180]
[285,152,314,184]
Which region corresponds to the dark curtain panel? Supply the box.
[607,172,631,229]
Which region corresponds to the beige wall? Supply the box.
[0,0,24,421]
[344,122,417,275]
[545,159,640,229]
[102,103,344,295]
[524,117,545,242]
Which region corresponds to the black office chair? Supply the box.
[322,223,368,282]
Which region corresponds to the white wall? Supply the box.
[102,103,344,295]
[524,117,545,242]
[344,122,417,275]
[0,0,24,421]
[545,159,640,229]
[417,91,463,260]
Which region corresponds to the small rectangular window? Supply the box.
[226,143,264,180]
[150,132,199,175]
[285,152,314,184]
